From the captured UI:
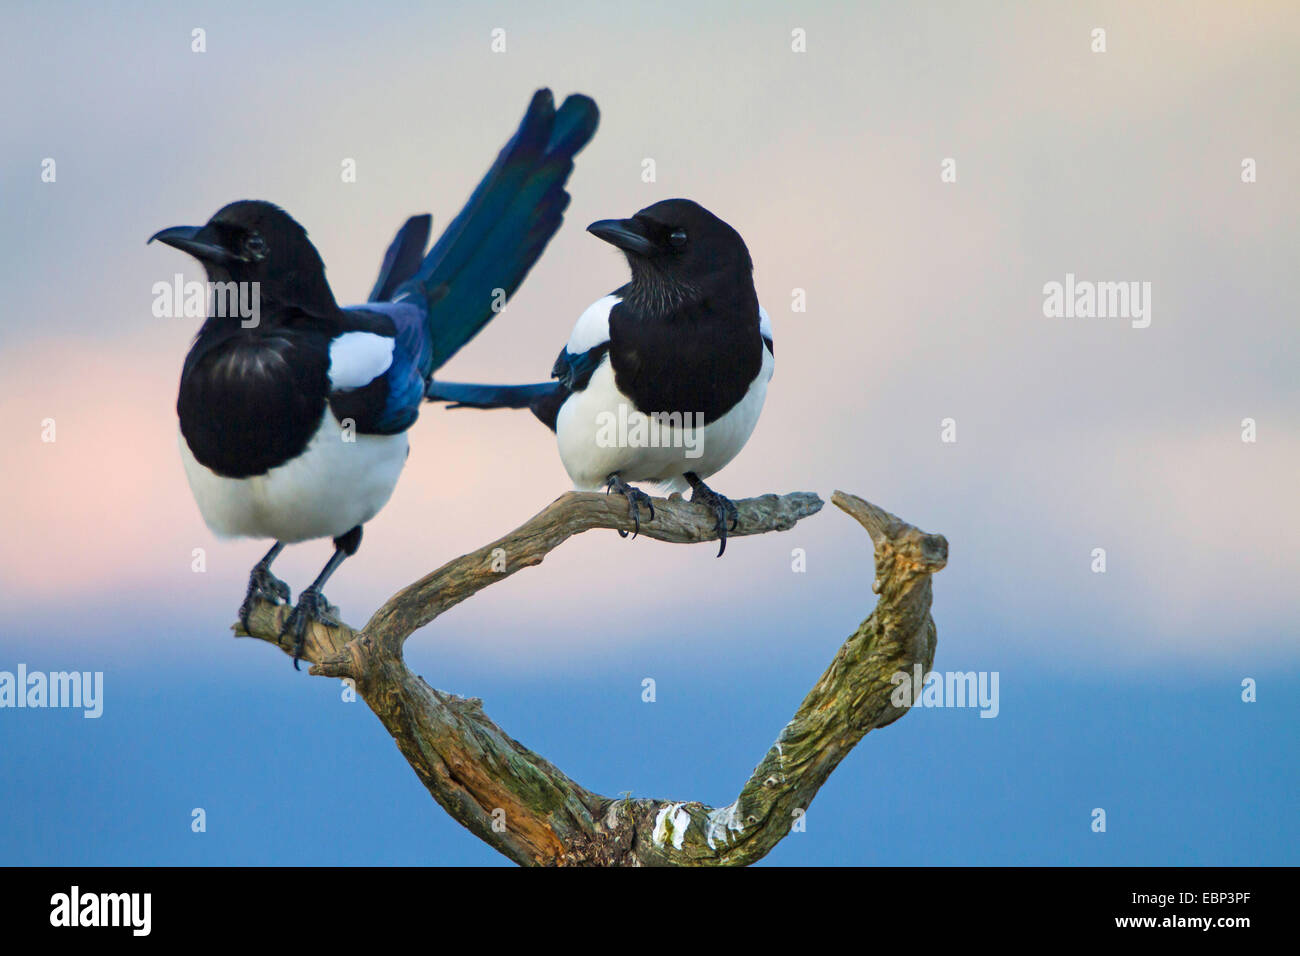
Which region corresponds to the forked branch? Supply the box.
[237,488,946,865]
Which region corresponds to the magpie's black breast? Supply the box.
[607,299,763,424]
[178,325,331,478]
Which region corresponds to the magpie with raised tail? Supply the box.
[149,89,598,666]
[426,198,773,556]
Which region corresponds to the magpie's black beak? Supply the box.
[148,225,237,265]
[587,218,658,257]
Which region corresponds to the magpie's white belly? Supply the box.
[555,344,773,492]
[179,412,408,543]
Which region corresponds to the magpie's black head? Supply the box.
[149,200,336,320]
[587,199,752,314]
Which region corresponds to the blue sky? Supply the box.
[1,0,1297,865]
[2,620,1295,865]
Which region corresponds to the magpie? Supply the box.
[149,89,598,666]
[426,198,773,556]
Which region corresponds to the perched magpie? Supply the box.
[150,89,598,666]
[427,199,773,555]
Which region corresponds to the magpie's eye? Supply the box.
[669,228,688,248]
[243,234,268,261]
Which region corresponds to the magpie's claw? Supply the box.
[280,588,339,670]
[605,475,655,539]
[239,566,291,633]
[710,499,741,557]
[687,480,740,557]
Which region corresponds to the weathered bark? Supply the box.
[237,488,946,866]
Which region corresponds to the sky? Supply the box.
[1,0,1296,866]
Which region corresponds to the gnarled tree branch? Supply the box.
[237,488,946,866]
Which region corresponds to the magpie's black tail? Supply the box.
[389,90,598,380]
[368,214,433,303]
[425,380,566,432]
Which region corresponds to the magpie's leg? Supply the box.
[281,526,361,670]
[685,472,740,557]
[238,541,290,633]
[604,473,655,539]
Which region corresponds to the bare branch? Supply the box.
[235,487,946,866]
[363,489,825,656]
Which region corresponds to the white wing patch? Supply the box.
[566,294,620,354]
[329,331,394,390]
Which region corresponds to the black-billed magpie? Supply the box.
[427,199,773,555]
[150,89,598,666]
